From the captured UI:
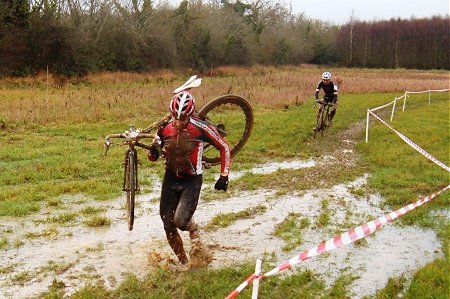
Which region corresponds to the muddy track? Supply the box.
[0,122,443,299]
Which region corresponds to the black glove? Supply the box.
[149,143,160,159]
[214,175,229,191]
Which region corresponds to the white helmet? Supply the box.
[322,71,332,80]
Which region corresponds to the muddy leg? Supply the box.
[329,107,336,120]
[165,229,188,264]
[188,220,200,242]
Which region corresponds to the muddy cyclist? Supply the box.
[147,83,230,267]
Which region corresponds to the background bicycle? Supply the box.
[313,100,334,138]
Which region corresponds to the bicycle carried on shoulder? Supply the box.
[313,100,334,138]
[104,94,254,231]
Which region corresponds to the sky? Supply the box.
[166,0,449,24]
[289,0,449,24]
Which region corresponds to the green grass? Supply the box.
[204,204,267,231]
[316,199,331,228]
[357,97,449,223]
[0,92,393,216]
[0,121,163,216]
[273,213,310,252]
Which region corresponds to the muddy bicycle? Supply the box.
[104,125,154,231]
[313,100,335,138]
[104,94,254,231]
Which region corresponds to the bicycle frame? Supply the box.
[314,100,334,138]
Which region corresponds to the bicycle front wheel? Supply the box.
[314,108,325,139]
[124,150,137,231]
[198,94,254,165]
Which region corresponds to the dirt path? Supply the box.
[0,124,444,298]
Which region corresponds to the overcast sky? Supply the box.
[289,0,449,24]
[166,0,449,24]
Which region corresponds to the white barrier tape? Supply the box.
[406,89,449,94]
[369,98,398,112]
[368,110,450,172]
[225,274,258,299]
[225,185,450,298]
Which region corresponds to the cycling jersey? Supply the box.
[148,116,231,177]
[315,80,338,102]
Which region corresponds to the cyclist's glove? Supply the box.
[149,143,160,159]
[214,175,229,191]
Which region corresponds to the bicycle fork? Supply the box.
[122,149,139,192]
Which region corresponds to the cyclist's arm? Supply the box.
[191,119,231,176]
[315,81,322,100]
[332,83,338,102]
[209,134,231,176]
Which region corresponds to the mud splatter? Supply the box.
[189,241,213,269]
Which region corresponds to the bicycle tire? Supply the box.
[197,94,254,165]
[320,108,326,137]
[314,108,324,139]
[125,150,136,231]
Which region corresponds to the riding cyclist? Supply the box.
[147,82,230,268]
[315,71,338,127]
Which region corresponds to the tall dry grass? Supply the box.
[0,65,448,128]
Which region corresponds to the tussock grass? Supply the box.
[83,215,111,227]
[25,227,58,239]
[80,206,106,215]
[0,236,8,250]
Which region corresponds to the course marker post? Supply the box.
[251,258,263,299]
[365,109,370,143]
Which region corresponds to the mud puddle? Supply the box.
[0,160,444,299]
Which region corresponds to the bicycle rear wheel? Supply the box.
[198,94,254,165]
[124,150,137,231]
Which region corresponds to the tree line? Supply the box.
[0,0,448,77]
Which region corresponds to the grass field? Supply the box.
[0,66,448,298]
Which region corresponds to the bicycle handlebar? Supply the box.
[104,124,155,156]
[314,100,335,108]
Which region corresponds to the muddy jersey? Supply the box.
[315,80,338,100]
[148,116,230,177]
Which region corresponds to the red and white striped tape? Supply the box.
[368,110,450,172]
[225,184,450,299]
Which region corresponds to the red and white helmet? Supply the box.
[169,91,195,119]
